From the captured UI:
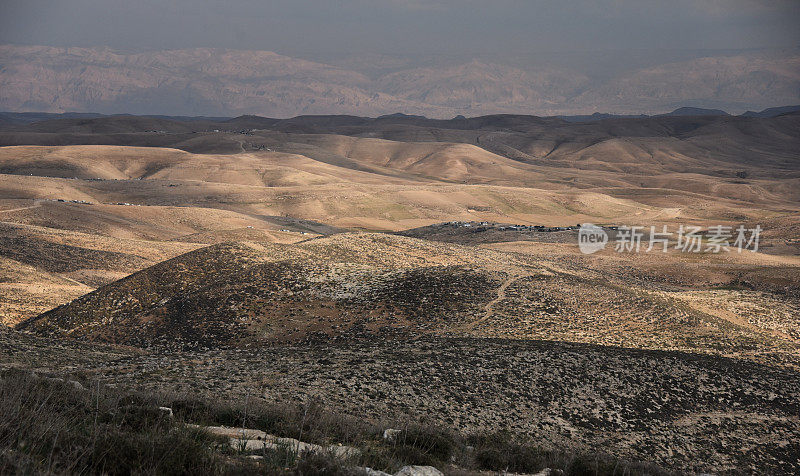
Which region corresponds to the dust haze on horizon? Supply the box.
[1,0,799,117]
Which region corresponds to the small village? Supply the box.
[442,221,579,232]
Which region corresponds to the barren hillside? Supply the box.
[1,45,797,117]
[0,110,799,474]
[0,112,798,326]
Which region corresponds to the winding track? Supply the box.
[0,199,44,215]
[460,274,530,332]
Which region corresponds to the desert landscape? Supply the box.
[0,109,798,474]
[2,1,800,474]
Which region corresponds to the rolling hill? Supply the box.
[1,110,799,474]
[17,233,800,373]
[0,111,798,326]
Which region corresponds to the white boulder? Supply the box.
[394,465,444,476]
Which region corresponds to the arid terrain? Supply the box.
[1,45,799,117]
[1,111,799,474]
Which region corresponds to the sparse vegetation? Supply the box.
[0,369,231,475]
[467,431,676,476]
[1,110,799,475]
[1,369,683,475]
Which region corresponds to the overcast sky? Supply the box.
[1,0,799,62]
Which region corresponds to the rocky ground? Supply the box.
[2,112,799,474]
[17,233,800,373]
[2,326,798,474]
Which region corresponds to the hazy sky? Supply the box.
[1,0,799,62]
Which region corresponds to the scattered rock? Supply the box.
[395,465,444,476]
[361,467,392,476]
[383,428,402,442]
[194,425,360,458]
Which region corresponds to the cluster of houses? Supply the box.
[52,198,91,204]
[207,128,255,135]
[442,221,578,232]
[50,198,143,207]
[144,128,255,135]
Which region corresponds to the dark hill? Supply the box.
[17,233,796,363]
[660,106,730,117]
[741,105,800,118]
[16,236,506,350]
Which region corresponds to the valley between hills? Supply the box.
[1,112,799,474]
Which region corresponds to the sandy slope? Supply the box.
[0,113,798,326]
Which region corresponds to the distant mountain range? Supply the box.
[1,45,798,118]
[2,105,797,128]
[741,105,800,118]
